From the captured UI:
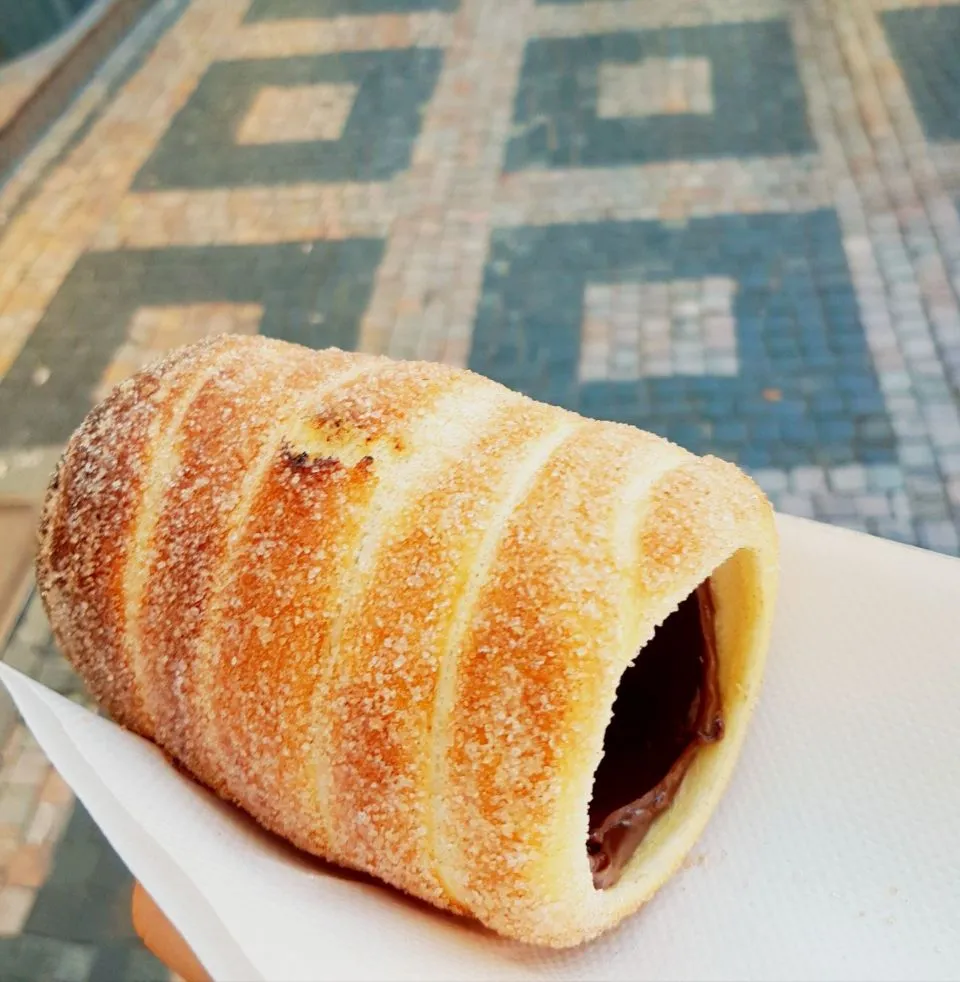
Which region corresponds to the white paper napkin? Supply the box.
[4,514,959,981]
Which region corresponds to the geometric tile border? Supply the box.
[133,49,442,189]
[506,20,813,171]
[471,210,895,469]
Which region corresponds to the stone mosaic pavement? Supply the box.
[0,0,959,976]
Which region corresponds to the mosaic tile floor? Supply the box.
[1,0,959,975]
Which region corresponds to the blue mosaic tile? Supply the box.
[133,49,442,190]
[26,805,137,945]
[468,211,895,468]
[505,20,813,171]
[0,239,383,450]
[0,935,95,982]
[245,0,458,18]
[882,7,960,142]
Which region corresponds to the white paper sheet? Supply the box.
[3,514,959,982]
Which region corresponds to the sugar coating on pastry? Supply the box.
[37,335,778,947]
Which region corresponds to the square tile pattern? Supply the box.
[134,49,442,189]
[580,278,738,381]
[505,21,814,171]
[597,58,714,119]
[235,84,358,145]
[470,211,894,469]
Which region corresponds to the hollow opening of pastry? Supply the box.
[587,578,724,890]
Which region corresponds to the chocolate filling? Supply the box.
[587,582,723,890]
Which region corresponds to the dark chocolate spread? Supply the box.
[587,582,723,890]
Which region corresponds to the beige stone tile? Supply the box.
[92,183,393,248]
[6,750,49,788]
[493,156,829,227]
[25,799,72,849]
[0,885,35,935]
[0,833,19,885]
[94,303,264,401]
[5,842,52,888]
[359,0,538,359]
[0,728,24,770]
[225,11,453,59]
[38,769,72,808]
[439,335,471,369]
[0,501,37,648]
[0,784,38,829]
[236,84,357,145]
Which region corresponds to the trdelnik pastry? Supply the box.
[36,335,778,948]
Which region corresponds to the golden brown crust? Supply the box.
[137,343,366,793]
[207,358,473,857]
[327,395,564,905]
[209,438,377,853]
[439,423,690,929]
[36,338,236,734]
[37,335,778,948]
